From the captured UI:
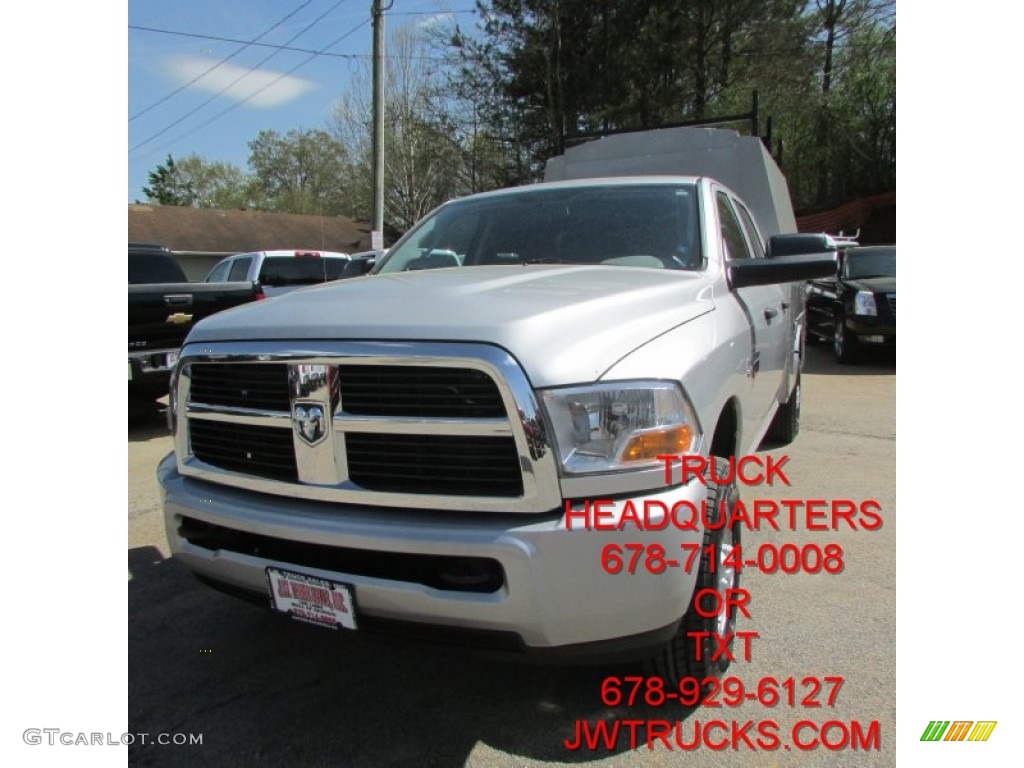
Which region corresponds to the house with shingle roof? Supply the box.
[128,204,375,280]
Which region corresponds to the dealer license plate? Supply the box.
[266,568,358,631]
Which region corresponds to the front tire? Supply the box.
[647,456,741,688]
[834,313,859,364]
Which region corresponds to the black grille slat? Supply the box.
[339,365,505,418]
[190,363,290,410]
[190,421,297,481]
[887,294,896,315]
[346,434,523,497]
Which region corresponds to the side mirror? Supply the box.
[766,233,838,259]
[730,252,838,288]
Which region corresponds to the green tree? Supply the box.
[175,154,255,209]
[771,0,895,208]
[459,1,810,181]
[454,0,894,210]
[331,23,465,231]
[247,129,351,215]
[142,154,195,206]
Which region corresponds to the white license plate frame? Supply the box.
[266,567,358,631]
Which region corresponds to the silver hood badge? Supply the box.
[292,403,326,445]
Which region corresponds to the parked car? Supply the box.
[338,249,384,278]
[805,245,896,363]
[129,243,263,405]
[205,250,350,297]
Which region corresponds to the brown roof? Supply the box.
[128,204,373,254]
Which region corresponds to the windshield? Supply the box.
[844,247,896,280]
[378,184,702,273]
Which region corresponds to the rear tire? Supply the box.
[647,456,741,689]
[765,373,801,445]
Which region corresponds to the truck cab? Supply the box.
[205,250,351,297]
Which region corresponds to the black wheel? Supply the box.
[647,456,741,688]
[765,372,801,445]
[834,312,859,364]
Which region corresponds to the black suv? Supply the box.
[805,245,896,363]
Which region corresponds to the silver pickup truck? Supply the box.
[158,176,834,685]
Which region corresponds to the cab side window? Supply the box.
[228,256,253,281]
[716,192,752,260]
[206,260,231,282]
[734,202,766,259]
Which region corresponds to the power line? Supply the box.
[129,0,349,154]
[129,23,356,60]
[129,1,313,122]
[388,9,476,15]
[128,23,461,61]
[133,19,370,163]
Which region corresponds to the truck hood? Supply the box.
[186,265,714,387]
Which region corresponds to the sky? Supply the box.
[128,0,480,203]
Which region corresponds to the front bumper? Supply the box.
[128,348,179,397]
[159,453,707,658]
[846,315,896,345]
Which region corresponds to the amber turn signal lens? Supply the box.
[621,425,694,462]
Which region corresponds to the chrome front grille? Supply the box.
[887,293,895,315]
[173,341,560,513]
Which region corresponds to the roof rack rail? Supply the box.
[827,229,860,247]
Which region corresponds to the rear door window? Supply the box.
[716,192,752,260]
[205,260,231,282]
[734,201,766,259]
[227,256,252,281]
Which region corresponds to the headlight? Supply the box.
[540,381,702,474]
[854,291,877,316]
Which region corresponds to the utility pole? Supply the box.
[371,0,386,250]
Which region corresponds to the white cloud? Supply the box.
[416,12,454,33]
[164,55,317,108]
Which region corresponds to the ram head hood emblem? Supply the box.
[292,403,326,445]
